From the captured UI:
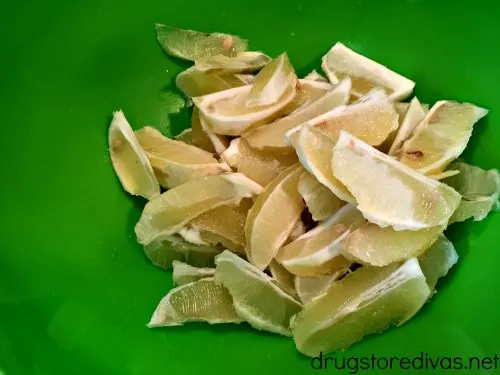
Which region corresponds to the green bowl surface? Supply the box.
[1,0,499,374]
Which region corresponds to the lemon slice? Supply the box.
[331,131,462,230]
[144,234,222,270]
[289,89,399,148]
[275,205,364,276]
[298,172,346,221]
[268,260,297,295]
[135,126,231,188]
[176,66,249,98]
[418,235,458,291]
[321,42,415,100]
[135,173,263,245]
[291,258,430,356]
[245,164,305,270]
[186,199,253,254]
[214,250,302,336]
[443,162,500,223]
[155,24,248,61]
[191,109,230,155]
[148,278,242,327]
[194,55,298,136]
[174,128,194,145]
[343,223,444,267]
[303,70,328,83]
[399,101,488,174]
[221,137,298,186]
[295,124,355,203]
[243,78,351,150]
[388,97,427,156]
[294,268,349,305]
[108,111,160,200]
[245,53,297,108]
[195,51,271,74]
[172,260,215,285]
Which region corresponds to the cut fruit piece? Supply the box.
[172,261,215,285]
[135,126,231,188]
[343,222,444,267]
[287,219,307,243]
[191,109,230,155]
[243,78,351,150]
[245,53,296,108]
[269,260,296,294]
[321,42,415,100]
[194,55,298,136]
[298,172,346,222]
[388,97,427,156]
[331,131,462,230]
[144,234,222,270]
[399,101,488,174]
[303,70,328,82]
[135,173,263,245]
[221,137,298,186]
[186,199,253,254]
[148,278,242,327]
[291,258,430,356]
[295,124,355,203]
[108,111,160,200]
[215,250,302,336]
[418,235,458,291]
[275,205,364,276]
[293,79,334,109]
[444,162,500,223]
[174,128,193,144]
[155,24,248,61]
[288,89,399,147]
[428,170,460,180]
[195,51,271,74]
[176,66,249,98]
[295,269,349,305]
[245,164,305,270]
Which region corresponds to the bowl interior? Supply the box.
[1,0,500,374]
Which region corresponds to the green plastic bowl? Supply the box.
[1,0,499,374]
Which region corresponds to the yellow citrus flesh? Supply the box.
[428,170,460,180]
[194,51,271,74]
[321,42,415,100]
[144,234,222,270]
[399,101,488,174]
[291,258,430,356]
[135,126,231,188]
[444,162,500,223]
[331,131,462,230]
[174,128,193,144]
[276,205,365,276]
[108,111,160,199]
[214,250,302,336]
[245,164,305,270]
[294,269,349,305]
[243,78,351,150]
[148,278,242,327]
[268,260,297,296]
[298,172,346,222]
[303,70,329,82]
[172,260,215,285]
[418,235,458,291]
[221,138,298,187]
[135,173,263,245]
[186,199,253,254]
[176,66,249,97]
[295,124,355,203]
[191,108,230,155]
[388,97,427,156]
[343,222,444,267]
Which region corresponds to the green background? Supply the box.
[1,0,499,374]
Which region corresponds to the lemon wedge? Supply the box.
[331,131,462,230]
[321,42,415,100]
[108,111,160,199]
